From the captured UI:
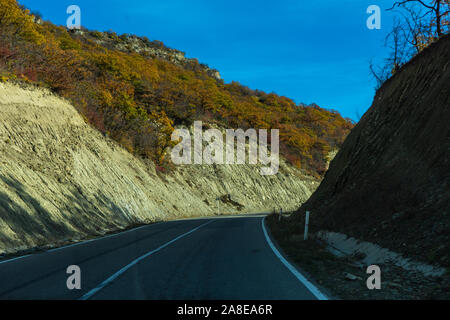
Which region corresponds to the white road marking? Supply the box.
[0,224,153,264]
[261,217,329,300]
[79,220,214,300]
[0,254,31,265]
[0,214,265,265]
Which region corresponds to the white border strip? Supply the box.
[0,254,31,265]
[79,220,213,300]
[0,224,154,264]
[261,217,328,300]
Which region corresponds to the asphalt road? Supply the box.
[0,215,326,300]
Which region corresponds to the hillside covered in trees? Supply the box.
[0,0,353,176]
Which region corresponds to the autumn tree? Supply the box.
[0,0,44,44]
[0,0,353,175]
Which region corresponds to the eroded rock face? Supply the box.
[0,83,315,254]
[294,35,450,267]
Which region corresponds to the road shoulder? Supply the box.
[266,214,450,300]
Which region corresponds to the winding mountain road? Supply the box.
[0,215,327,300]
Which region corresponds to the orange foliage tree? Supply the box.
[0,0,353,174]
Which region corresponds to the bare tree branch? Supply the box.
[387,0,449,37]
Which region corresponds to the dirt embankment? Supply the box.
[289,34,450,268]
[0,82,317,255]
[267,214,449,300]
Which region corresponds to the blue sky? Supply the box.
[20,0,399,120]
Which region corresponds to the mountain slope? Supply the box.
[292,34,450,268]
[0,0,353,177]
[0,0,352,255]
[0,82,316,255]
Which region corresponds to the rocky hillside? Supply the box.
[0,82,316,255]
[0,0,353,177]
[291,34,450,268]
[0,0,351,256]
[69,28,222,80]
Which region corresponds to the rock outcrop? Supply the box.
[71,29,222,80]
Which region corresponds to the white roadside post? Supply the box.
[304,211,310,240]
[216,197,220,216]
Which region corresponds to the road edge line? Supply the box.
[0,223,161,265]
[261,217,329,300]
[0,254,31,265]
[79,220,214,300]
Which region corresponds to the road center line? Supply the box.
[261,217,329,300]
[79,220,213,300]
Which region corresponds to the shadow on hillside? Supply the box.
[0,174,136,250]
[0,174,72,248]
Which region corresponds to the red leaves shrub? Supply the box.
[155,166,166,173]
[85,107,106,134]
[21,66,37,81]
[0,44,15,62]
